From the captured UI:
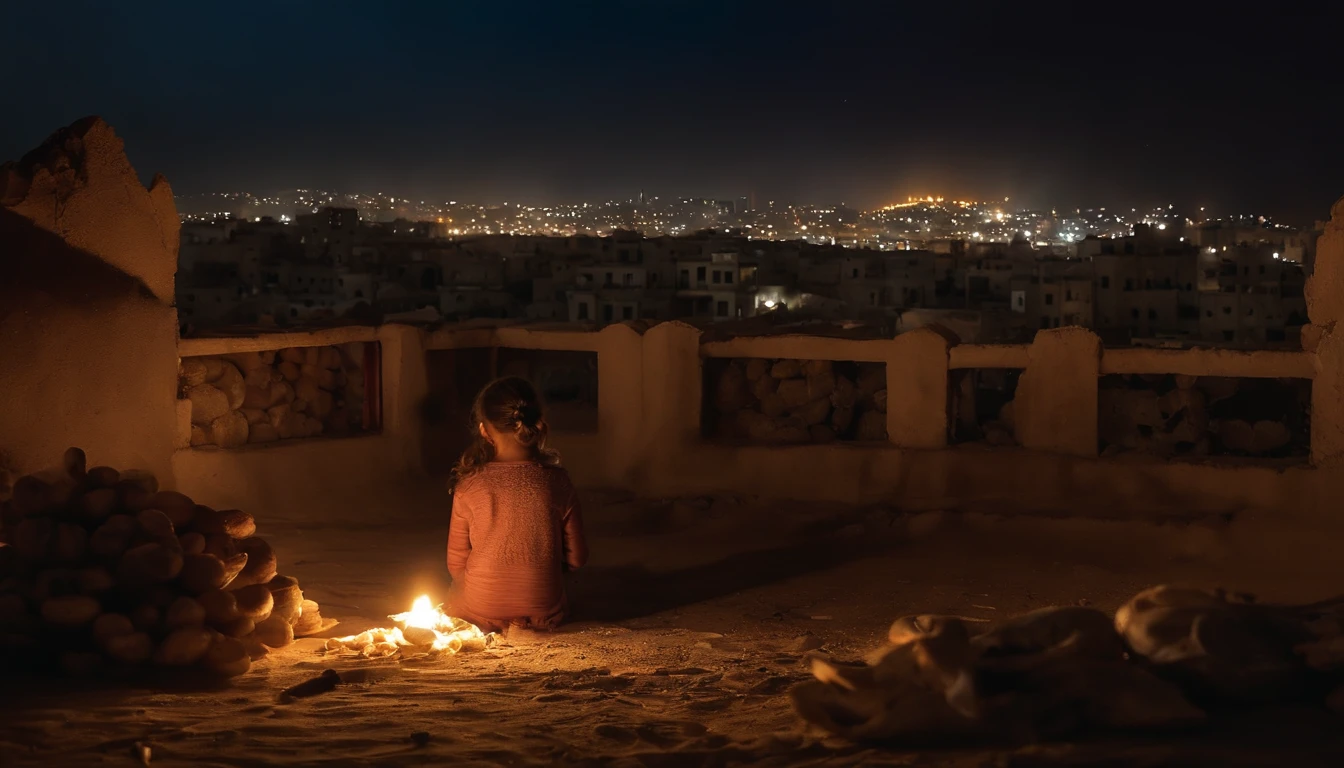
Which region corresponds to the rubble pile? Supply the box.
[711,358,888,444]
[182,343,369,449]
[0,448,338,679]
[792,585,1344,745]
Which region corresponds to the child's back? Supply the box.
[448,461,586,632]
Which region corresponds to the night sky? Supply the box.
[4,2,1341,221]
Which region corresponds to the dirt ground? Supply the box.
[4,489,1344,767]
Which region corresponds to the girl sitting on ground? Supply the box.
[446,376,588,633]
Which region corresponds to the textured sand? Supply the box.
[4,492,1344,766]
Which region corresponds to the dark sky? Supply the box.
[4,2,1341,221]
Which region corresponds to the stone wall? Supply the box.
[1098,374,1310,459]
[705,358,888,443]
[179,343,375,449]
[949,368,1021,447]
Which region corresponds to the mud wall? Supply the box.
[1,119,180,484]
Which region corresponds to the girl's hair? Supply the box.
[450,376,560,489]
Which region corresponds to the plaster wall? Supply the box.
[1,119,179,483]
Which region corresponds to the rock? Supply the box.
[254,613,295,648]
[190,425,209,446]
[219,616,256,638]
[215,362,247,410]
[857,365,885,396]
[93,613,135,645]
[807,371,836,401]
[240,408,268,426]
[194,508,256,539]
[301,364,338,391]
[279,360,301,382]
[136,509,176,544]
[872,389,888,413]
[856,411,887,441]
[760,392,787,417]
[792,634,825,653]
[227,351,269,372]
[79,488,118,522]
[804,360,833,377]
[320,346,344,370]
[744,358,770,381]
[242,385,272,410]
[117,542,184,585]
[809,424,837,443]
[1197,377,1239,403]
[180,359,210,388]
[41,595,101,627]
[198,589,240,626]
[203,634,251,677]
[792,397,832,427]
[248,423,280,443]
[831,405,854,433]
[1251,420,1292,454]
[771,360,801,379]
[751,373,778,401]
[180,553,224,593]
[165,597,206,629]
[154,627,213,666]
[831,375,857,409]
[105,632,153,665]
[740,411,777,442]
[295,376,324,405]
[187,385,230,426]
[233,584,274,622]
[53,523,88,563]
[152,491,197,529]
[85,466,121,488]
[89,515,137,559]
[777,379,811,408]
[209,411,249,449]
[1216,419,1255,453]
[231,537,277,588]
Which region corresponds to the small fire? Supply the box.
[325,595,491,658]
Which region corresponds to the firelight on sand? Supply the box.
[325,596,491,658]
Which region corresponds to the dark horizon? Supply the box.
[5,2,1342,224]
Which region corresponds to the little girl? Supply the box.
[446,376,587,633]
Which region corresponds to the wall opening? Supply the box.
[1098,374,1310,460]
[180,342,381,449]
[949,368,1022,447]
[495,348,599,434]
[702,358,888,444]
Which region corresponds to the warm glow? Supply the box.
[326,595,491,658]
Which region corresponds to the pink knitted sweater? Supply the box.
[446,462,587,631]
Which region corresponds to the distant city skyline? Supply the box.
[5,2,1342,225]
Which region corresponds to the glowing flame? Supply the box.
[325,595,491,658]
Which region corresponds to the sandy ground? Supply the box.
[4,489,1344,767]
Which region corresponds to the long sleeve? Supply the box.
[561,485,587,571]
[447,492,471,580]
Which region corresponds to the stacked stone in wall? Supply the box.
[181,343,369,449]
[711,358,888,444]
[1098,374,1310,458]
[951,368,1019,447]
